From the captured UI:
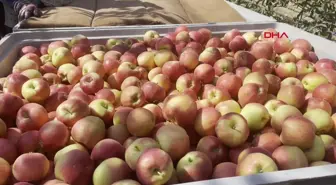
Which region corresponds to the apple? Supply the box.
[155,124,190,161]
[243,72,269,91]
[71,116,105,149]
[306,97,332,115]
[296,60,315,78]
[134,148,174,185]
[212,162,237,179]
[304,108,333,134]
[272,145,308,170]
[126,108,155,137]
[82,60,105,78]
[194,107,221,136]
[89,99,115,124]
[301,72,329,92]
[319,69,336,85]
[179,49,199,71]
[280,77,304,88]
[5,73,29,97]
[141,81,166,103]
[176,151,213,183]
[215,100,241,116]
[176,31,190,43]
[238,83,268,107]
[320,134,336,150]
[143,103,165,124]
[233,51,256,69]
[90,139,124,164]
[251,58,272,74]
[120,86,145,108]
[292,38,313,51]
[264,74,281,95]
[242,31,258,46]
[13,58,39,74]
[271,105,302,133]
[206,37,223,48]
[273,38,293,54]
[264,99,285,117]
[202,85,231,106]
[236,153,278,176]
[304,135,325,162]
[56,99,91,127]
[314,59,336,72]
[237,147,272,164]
[216,73,242,99]
[51,47,74,68]
[80,72,104,95]
[21,78,50,104]
[12,153,50,182]
[277,85,305,109]
[20,45,41,56]
[291,47,310,61]
[280,116,316,149]
[40,62,57,74]
[143,30,160,45]
[213,58,234,76]
[240,103,270,132]
[312,83,336,107]
[196,136,228,166]
[155,37,175,51]
[250,41,274,60]
[221,29,241,48]
[20,53,42,66]
[199,47,221,66]
[162,61,186,82]
[252,132,281,153]
[215,113,249,148]
[162,93,197,128]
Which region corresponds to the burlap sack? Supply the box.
[20,0,246,28]
[19,0,95,28]
[92,0,245,27]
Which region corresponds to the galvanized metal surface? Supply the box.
[1,22,336,185]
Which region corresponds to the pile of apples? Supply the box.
[1,25,336,185]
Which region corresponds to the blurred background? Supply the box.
[227,0,336,41]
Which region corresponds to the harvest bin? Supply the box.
[1,22,336,185]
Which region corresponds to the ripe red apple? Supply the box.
[196,136,228,166]
[250,41,274,60]
[199,47,221,66]
[198,28,212,44]
[252,132,281,153]
[216,73,242,99]
[229,36,249,52]
[141,81,166,103]
[71,116,105,149]
[162,93,197,128]
[272,145,308,170]
[215,113,249,148]
[265,74,281,95]
[206,37,223,48]
[194,64,215,84]
[280,116,316,149]
[236,153,278,176]
[271,104,302,133]
[136,148,174,185]
[56,99,91,127]
[20,45,41,56]
[233,51,256,68]
[212,162,237,179]
[194,107,221,136]
[126,108,155,137]
[221,29,241,49]
[306,97,332,115]
[277,85,305,108]
[162,61,186,82]
[179,49,199,71]
[120,86,145,108]
[238,83,267,107]
[44,92,68,112]
[176,151,213,183]
[5,73,29,97]
[292,38,313,51]
[12,153,50,182]
[273,38,293,54]
[16,103,48,132]
[235,67,252,81]
[312,83,336,107]
[80,72,104,95]
[185,42,204,54]
[155,124,190,161]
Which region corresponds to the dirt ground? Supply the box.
[228,0,336,41]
